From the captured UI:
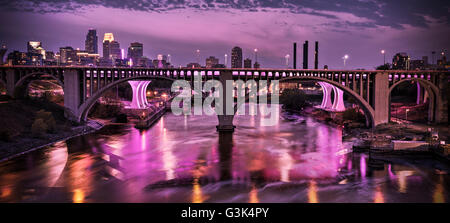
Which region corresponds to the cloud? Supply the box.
[1,0,449,29]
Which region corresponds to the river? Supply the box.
[0,104,448,202]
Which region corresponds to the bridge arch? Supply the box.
[279,76,375,127]
[388,78,439,123]
[13,72,64,98]
[79,75,176,122]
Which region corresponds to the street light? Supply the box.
[405,108,410,121]
[224,54,228,67]
[343,54,349,68]
[254,48,258,63]
[381,50,386,65]
[285,54,290,68]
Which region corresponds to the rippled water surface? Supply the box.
[0,104,448,203]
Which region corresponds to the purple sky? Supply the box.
[0,0,449,69]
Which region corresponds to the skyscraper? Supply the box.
[85,29,98,54]
[293,42,297,69]
[102,33,121,61]
[127,42,143,66]
[59,46,75,64]
[244,58,252,68]
[303,41,308,69]
[231,46,243,68]
[103,33,114,59]
[0,45,7,65]
[314,41,319,69]
[206,56,219,68]
[392,52,410,70]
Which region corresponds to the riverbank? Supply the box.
[284,105,450,163]
[0,98,104,162]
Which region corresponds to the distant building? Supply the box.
[127,42,143,66]
[85,29,98,54]
[244,58,252,68]
[410,59,425,70]
[231,46,243,68]
[0,45,7,65]
[205,56,219,68]
[186,63,202,68]
[27,41,46,65]
[7,51,28,65]
[102,33,120,61]
[212,64,226,68]
[392,52,410,70]
[59,46,76,65]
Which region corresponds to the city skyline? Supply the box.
[0,0,449,69]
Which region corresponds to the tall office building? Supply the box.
[293,42,297,69]
[206,56,219,68]
[314,41,319,69]
[103,33,114,59]
[102,33,121,61]
[231,46,243,68]
[244,58,252,68]
[392,52,410,70]
[85,29,98,54]
[303,41,308,69]
[0,45,6,65]
[127,42,143,65]
[59,46,76,64]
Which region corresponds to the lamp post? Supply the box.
[405,108,410,121]
[343,54,349,68]
[196,49,200,64]
[285,54,290,68]
[381,50,385,66]
[224,54,228,67]
[254,48,258,63]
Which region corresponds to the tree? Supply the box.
[280,88,307,111]
[376,63,391,70]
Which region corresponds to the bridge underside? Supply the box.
[0,67,447,131]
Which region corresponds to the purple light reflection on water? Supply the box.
[0,104,449,202]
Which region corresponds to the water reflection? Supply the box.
[0,104,449,203]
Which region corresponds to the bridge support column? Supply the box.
[216,71,235,132]
[373,72,390,126]
[331,85,345,112]
[318,82,333,109]
[64,69,83,122]
[436,73,448,124]
[128,80,151,109]
[5,69,17,97]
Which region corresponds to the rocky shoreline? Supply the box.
[284,105,450,163]
[0,122,102,162]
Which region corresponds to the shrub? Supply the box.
[35,109,57,133]
[0,130,12,142]
[343,108,366,123]
[280,88,307,111]
[31,118,48,137]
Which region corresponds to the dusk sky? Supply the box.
[0,0,449,69]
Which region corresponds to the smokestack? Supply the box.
[314,41,318,69]
[293,42,297,69]
[303,41,308,69]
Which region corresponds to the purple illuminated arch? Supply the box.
[128,80,151,109]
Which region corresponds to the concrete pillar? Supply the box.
[416,82,426,105]
[216,71,235,132]
[373,72,390,126]
[64,69,82,122]
[331,85,345,112]
[5,69,17,97]
[435,73,448,124]
[128,80,151,109]
[318,82,333,110]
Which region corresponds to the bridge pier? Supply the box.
[5,69,17,97]
[318,82,333,109]
[128,80,151,109]
[216,71,236,132]
[373,72,390,126]
[331,85,345,112]
[436,73,449,124]
[63,69,83,122]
